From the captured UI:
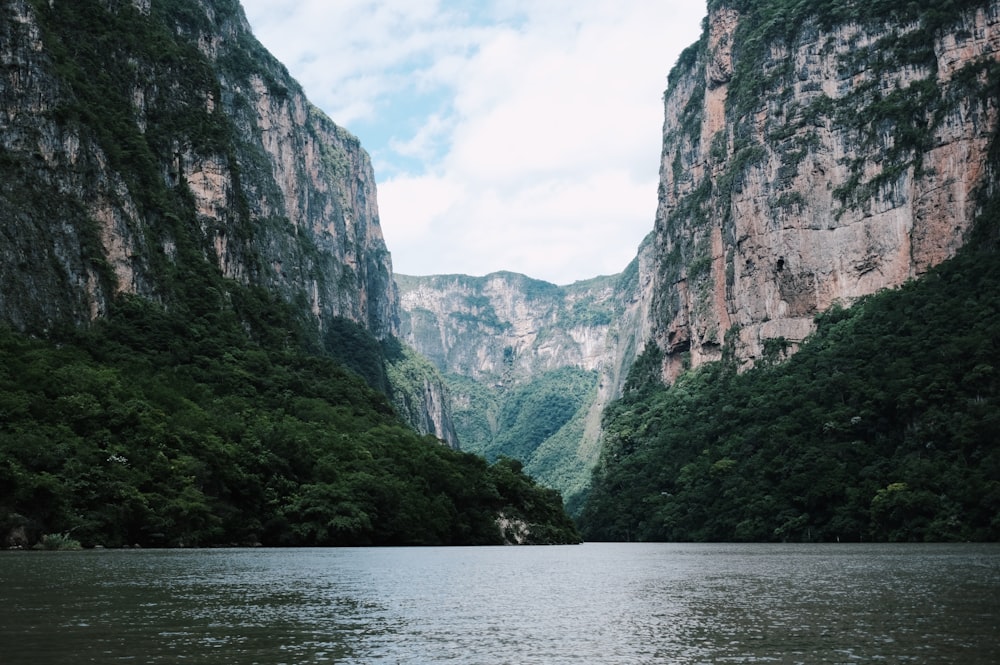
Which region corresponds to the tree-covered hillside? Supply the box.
[580,212,1000,542]
[0,293,580,548]
[451,366,600,507]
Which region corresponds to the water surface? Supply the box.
[2,543,998,663]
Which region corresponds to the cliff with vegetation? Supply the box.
[0,0,575,547]
[0,0,459,444]
[2,0,396,336]
[397,242,655,509]
[581,0,1000,542]
[650,0,1000,381]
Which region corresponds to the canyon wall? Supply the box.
[0,0,397,337]
[396,239,655,503]
[651,0,1000,381]
[0,0,466,443]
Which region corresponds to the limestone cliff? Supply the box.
[0,0,468,444]
[651,0,1000,381]
[396,239,655,503]
[401,272,610,381]
[0,0,396,337]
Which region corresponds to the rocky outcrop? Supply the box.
[651,0,1000,381]
[385,342,460,448]
[0,0,397,337]
[495,513,530,545]
[406,375,457,447]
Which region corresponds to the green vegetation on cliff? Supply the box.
[449,367,600,509]
[706,0,998,211]
[708,0,987,33]
[492,367,598,462]
[580,212,1000,542]
[29,0,235,210]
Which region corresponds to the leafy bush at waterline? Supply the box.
[33,533,83,551]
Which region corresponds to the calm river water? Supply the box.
[1,543,998,664]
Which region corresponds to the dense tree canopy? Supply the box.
[450,367,599,509]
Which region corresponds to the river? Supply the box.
[1,543,998,663]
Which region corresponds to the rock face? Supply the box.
[651,0,1000,381]
[384,342,461,448]
[401,271,622,382]
[0,0,397,338]
[397,243,655,503]
[0,0,469,444]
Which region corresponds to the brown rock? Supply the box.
[649,2,1000,378]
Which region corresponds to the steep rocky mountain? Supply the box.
[401,0,1000,529]
[580,0,1000,541]
[396,240,655,505]
[650,0,1000,382]
[2,0,394,335]
[0,0,454,443]
[0,0,580,548]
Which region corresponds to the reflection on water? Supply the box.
[1,543,998,664]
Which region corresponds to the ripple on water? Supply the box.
[1,543,998,664]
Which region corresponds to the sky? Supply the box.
[240,1,707,285]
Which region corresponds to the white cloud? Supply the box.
[377,174,462,244]
[240,0,707,284]
[388,113,452,161]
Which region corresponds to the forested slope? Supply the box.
[0,296,580,548]
[580,212,1000,542]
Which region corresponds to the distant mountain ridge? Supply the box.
[396,249,654,507]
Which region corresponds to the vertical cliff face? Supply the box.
[401,272,609,381]
[398,259,655,403]
[0,0,397,337]
[652,0,1000,381]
